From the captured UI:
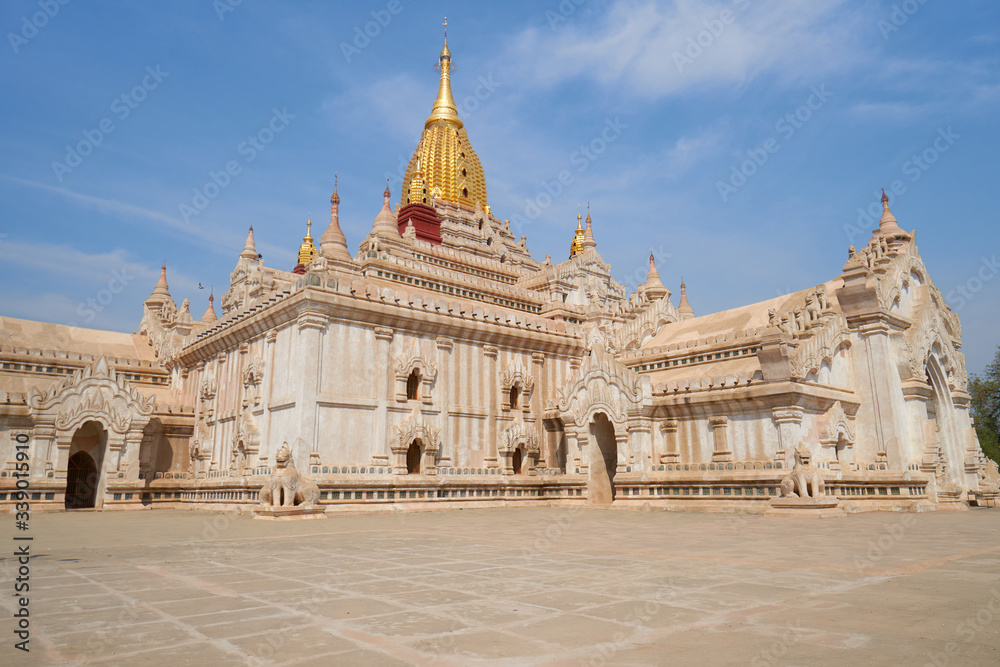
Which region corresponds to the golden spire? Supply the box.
[570,209,586,257]
[401,30,489,210]
[297,215,317,266]
[425,18,462,130]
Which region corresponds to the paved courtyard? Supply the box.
[2,506,1000,666]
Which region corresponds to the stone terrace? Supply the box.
[2,508,999,665]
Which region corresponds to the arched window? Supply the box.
[406,369,421,401]
[462,187,468,198]
[406,440,422,474]
[509,383,520,410]
[512,448,523,475]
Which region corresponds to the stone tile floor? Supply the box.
[2,506,1000,665]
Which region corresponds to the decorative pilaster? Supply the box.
[659,419,679,464]
[710,416,732,462]
[294,311,326,464]
[374,327,393,466]
[484,345,499,467]
[772,407,804,467]
[436,337,453,466]
[615,430,630,473]
[260,329,278,465]
[531,353,545,465]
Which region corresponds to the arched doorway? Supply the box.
[406,439,423,474]
[65,451,98,509]
[926,355,963,485]
[66,421,107,509]
[589,412,617,504]
[512,448,523,475]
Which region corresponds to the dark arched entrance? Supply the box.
[589,412,618,505]
[512,448,523,475]
[406,440,423,474]
[65,451,98,509]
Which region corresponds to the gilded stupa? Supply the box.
[400,27,488,210]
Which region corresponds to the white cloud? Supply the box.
[0,240,201,296]
[0,175,242,253]
[322,73,428,142]
[659,124,729,178]
[505,0,868,99]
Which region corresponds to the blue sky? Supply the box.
[1,0,998,374]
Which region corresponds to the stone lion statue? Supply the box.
[259,443,320,508]
[780,444,825,499]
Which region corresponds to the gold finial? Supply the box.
[297,215,317,265]
[426,19,461,129]
[384,179,391,199]
[331,172,340,204]
[570,210,586,257]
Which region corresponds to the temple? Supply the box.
[1,35,996,513]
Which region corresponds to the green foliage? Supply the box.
[970,345,1000,465]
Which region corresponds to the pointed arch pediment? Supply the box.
[906,310,966,392]
[500,357,534,409]
[499,422,539,454]
[556,342,647,429]
[28,357,155,435]
[393,341,437,383]
[393,341,437,402]
[820,401,855,446]
[391,408,440,454]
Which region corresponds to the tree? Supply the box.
[970,345,1000,465]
